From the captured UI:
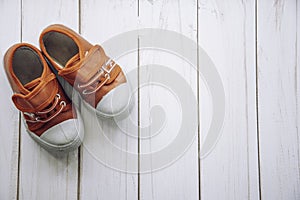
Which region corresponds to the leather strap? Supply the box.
[12,73,58,113]
[58,45,121,92]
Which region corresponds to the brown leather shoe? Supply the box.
[39,24,132,118]
[3,43,84,153]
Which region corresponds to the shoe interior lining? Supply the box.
[42,32,79,68]
[12,47,44,86]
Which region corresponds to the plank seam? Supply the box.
[16,112,21,200]
[137,36,141,200]
[77,1,82,199]
[16,0,23,198]
[20,0,22,42]
[197,0,202,199]
[77,146,81,200]
[137,0,139,17]
[255,0,262,199]
[137,2,141,200]
[78,0,81,35]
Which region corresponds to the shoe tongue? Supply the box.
[65,53,80,68]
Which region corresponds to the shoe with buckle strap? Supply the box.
[39,24,133,118]
[3,43,84,154]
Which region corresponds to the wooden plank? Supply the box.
[257,0,300,199]
[139,0,199,199]
[0,0,21,199]
[19,0,79,199]
[298,0,300,170]
[80,0,138,199]
[198,1,260,199]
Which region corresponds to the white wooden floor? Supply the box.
[0,0,299,199]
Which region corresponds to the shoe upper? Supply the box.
[3,43,77,137]
[39,24,131,115]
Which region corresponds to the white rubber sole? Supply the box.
[22,111,84,155]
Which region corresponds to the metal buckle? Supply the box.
[101,58,117,75]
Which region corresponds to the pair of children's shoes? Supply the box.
[3,24,132,154]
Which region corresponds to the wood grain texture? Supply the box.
[198,0,259,199]
[257,0,300,199]
[80,0,138,199]
[0,0,21,199]
[0,0,299,199]
[19,0,79,199]
[298,0,300,181]
[139,0,199,199]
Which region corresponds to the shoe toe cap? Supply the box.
[40,115,84,146]
[96,82,132,117]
